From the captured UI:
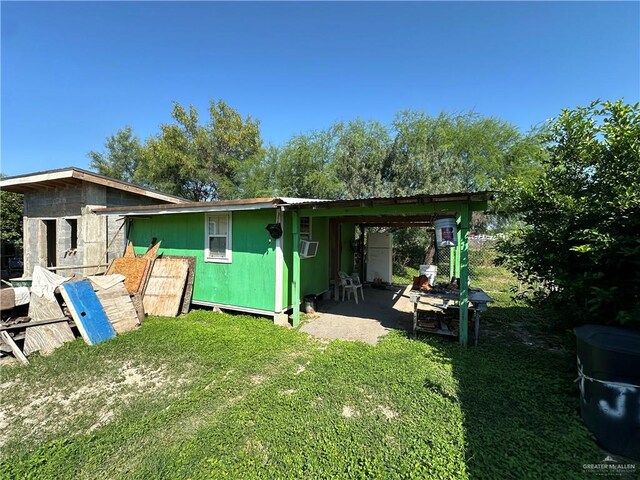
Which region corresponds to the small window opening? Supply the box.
[67,219,78,250]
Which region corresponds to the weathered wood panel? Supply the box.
[92,281,140,334]
[143,258,189,317]
[23,321,75,356]
[159,256,196,314]
[0,289,15,311]
[139,241,161,298]
[130,293,145,323]
[0,331,28,364]
[28,293,65,321]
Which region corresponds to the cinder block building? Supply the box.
[0,167,187,276]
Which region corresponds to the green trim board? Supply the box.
[291,210,300,326]
[457,205,470,347]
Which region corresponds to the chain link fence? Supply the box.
[434,238,498,282]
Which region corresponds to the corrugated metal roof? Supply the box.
[94,191,493,216]
[279,191,494,210]
[95,197,282,216]
[277,197,330,204]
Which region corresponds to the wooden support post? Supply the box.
[458,205,470,347]
[292,211,301,327]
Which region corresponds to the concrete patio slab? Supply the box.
[299,285,414,345]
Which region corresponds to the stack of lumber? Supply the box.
[416,310,442,330]
[416,309,475,336]
[444,310,475,337]
[0,241,196,365]
[0,269,143,364]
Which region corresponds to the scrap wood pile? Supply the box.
[416,309,475,336]
[0,241,195,365]
[412,276,475,335]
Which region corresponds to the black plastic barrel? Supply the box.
[575,325,640,460]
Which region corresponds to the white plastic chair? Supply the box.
[350,273,365,302]
[338,271,362,304]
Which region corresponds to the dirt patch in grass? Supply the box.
[376,405,398,420]
[0,361,184,447]
[342,405,358,418]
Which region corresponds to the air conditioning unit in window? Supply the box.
[299,240,319,259]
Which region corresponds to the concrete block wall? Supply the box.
[23,185,85,276]
[105,214,127,263]
[106,189,160,207]
[24,184,83,218]
[81,183,107,270]
[21,180,173,277]
[56,217,83,275]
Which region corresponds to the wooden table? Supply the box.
[409,287,494,346]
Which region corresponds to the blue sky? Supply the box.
[2,1,639,177]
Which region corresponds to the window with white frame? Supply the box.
[300,216,311,240]
[205,213,232,263]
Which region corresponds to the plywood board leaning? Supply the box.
[143,258,189,317]
[139,241,161,298]
[92,281,140,334]
[105,257,150,293]
[59,280,115,345]
[23,321,75,356]
[142,241,161,259]
[180,256,196,314]
[0,331,28,364]
[130,293,145,324]
[28,293,65,321]
[124,241,136,258]
[160,256,196,314]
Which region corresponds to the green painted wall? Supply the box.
[128,210,277,312]
[340,223,356,273]
[282,213,330,307]
[301,216,329,296]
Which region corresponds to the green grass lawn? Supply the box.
[0,270,604,479]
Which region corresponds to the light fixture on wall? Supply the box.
[266,223,282,239]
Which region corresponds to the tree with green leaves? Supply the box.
[90,100,264,201]
[333,119,391,199]
[386,111,537,197]
[265,130,342,199]
[497,100,640,327]
[140,100,264,201]
[0,174,23,258]
[88,126,143,183]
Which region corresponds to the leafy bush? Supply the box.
[497,100,640,327]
